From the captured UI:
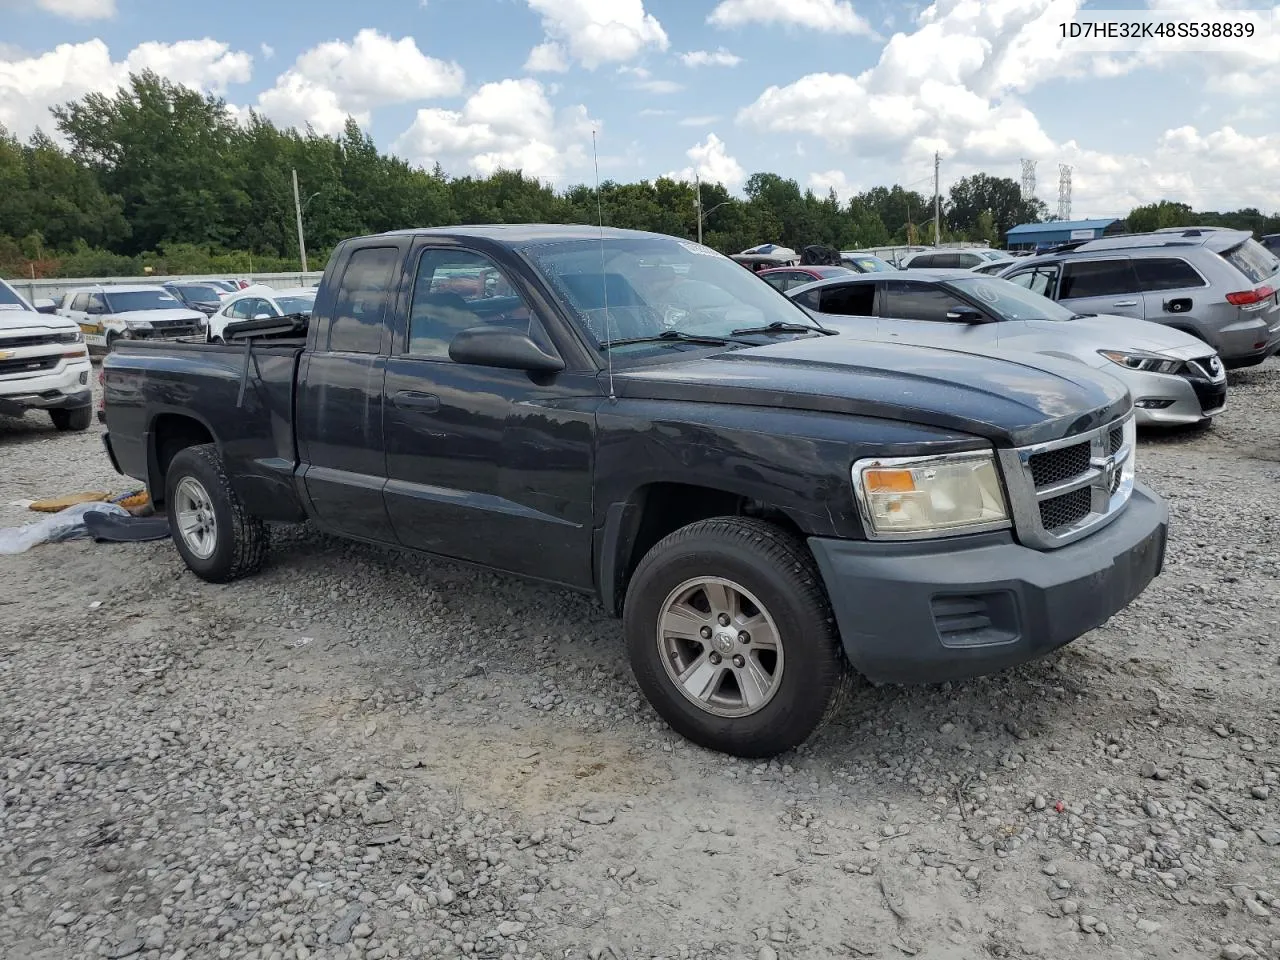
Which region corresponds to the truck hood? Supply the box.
[612,335,1131,447]
[111,309,205,324]
[0,307,78,334]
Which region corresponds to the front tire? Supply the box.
[49,406,92,431]
[624,517,849,758]
[164,444,269,583]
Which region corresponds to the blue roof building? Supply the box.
[1005,218,1126,251]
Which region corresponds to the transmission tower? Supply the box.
[1020,159,1037,200]
[1058,164,1073,220]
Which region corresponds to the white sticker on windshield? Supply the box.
[677,241,720,257]
[972,283,1001,304]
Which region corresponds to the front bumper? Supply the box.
[0,358,93,416]
[808,483,1168,685]
[1116,366,1226,426]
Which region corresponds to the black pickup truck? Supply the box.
[101,225,1168,758]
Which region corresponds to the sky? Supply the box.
[1,0,1278,216]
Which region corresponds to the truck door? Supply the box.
[295,242,407,543]
[381,244,598,589]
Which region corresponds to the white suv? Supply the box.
[0,278,93,431]
[60,284,206,351]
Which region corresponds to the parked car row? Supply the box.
[48,279,318,352]
[996,228,1280,369]
[785,269,1226,427]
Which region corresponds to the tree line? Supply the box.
[1,72,1277,280]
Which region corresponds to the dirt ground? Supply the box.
[1,364,1278,960]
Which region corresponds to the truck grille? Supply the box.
[0,332,73,349]
[0,355,59,376]
[999,415,1135,549]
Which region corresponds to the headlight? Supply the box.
[1099,350,1181,375]
[57,330,83,344]
[852,451,1010,539]
[126,319,153,330]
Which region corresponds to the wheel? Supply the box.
[49,406,92,431]
[164,443,269,583]
[623,517,849,758]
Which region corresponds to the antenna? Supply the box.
[592,129,615,401]
[1020,159,1037,200]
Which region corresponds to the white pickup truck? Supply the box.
[0,278,94,431]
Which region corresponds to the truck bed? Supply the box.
[103,337,310,522]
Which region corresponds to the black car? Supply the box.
[163,282,226,315]
[100,226,1168,759]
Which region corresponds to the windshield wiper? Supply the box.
[1068,313,1096,320]
[600,329,741,349]
[729,320,836,337]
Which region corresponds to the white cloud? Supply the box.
[524,0,668,70]
[0,38,252,140]
[665,133,746,189]
[639,108,674,117]
[708,0,873,35]
[524,41,569,73]
[35,0,115,21]
[254,29,463,136]
[393,78,596,181]
[808,169,858,202]
[635,79,682,94]
[679,115,721,127]
[737,0,1280,214]
[679,48,742,67]
[260,43,275,60]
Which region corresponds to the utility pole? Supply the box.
[695,171,703,246]
[933,152,941,246]
[292,168,308,274]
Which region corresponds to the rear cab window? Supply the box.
[324,246,401,354]
[1220,238,1280,284]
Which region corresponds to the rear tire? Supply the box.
[623,517,849,758]
[164,443,269,583]
[49,406,92,431]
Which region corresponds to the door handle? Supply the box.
[1112,300,1138,307]
[392,390,440,413]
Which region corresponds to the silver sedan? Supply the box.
[786,269,1226,427]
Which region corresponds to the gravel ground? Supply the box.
[1,364,1279,960]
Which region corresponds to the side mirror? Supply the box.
[448,325,564,373]
[947,306,986,323]
[34,298,57,314]
[253,313,271,321]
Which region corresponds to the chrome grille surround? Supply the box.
[998,414,1136,549]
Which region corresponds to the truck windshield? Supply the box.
[946,276,1077,322]
[104,291,183,312]
[523,236,823,355]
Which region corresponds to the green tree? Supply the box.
[946,173,1046,241]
